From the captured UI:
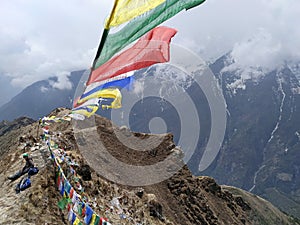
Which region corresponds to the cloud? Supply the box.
[165,0,300,64]
[220,0,300,86]
[0,0,112,89]
[222,29,282,82]
[230,29,282,69]
[221,29,286,92]
[49,71,73,90]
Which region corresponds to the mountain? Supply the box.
[0,116,35,163]
[0,109,298,225]
[0,116,35,136]
[0,70,84,121]
[207,55,300,218]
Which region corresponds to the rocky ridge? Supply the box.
[0,117,35,136]
[0,108,298,225]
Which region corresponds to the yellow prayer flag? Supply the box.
[72,105,99,118]
[73,217,80,225]
[106,0,165,28]
[102,88,122,109]
[90,214,97,225]
[76,88,122,111]
[77,88,121,105]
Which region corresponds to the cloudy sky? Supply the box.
[0,0,299,106]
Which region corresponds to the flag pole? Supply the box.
[36,119,40,140]
[91,0,118,70]
[92,28,109,70]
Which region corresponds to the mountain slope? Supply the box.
[0,117,35,136]
[222,185,299,225]
[0,109,298,225]
[208,56,300,218]
[0,70,84,121]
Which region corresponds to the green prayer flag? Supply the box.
[94,215,100,225]
[57,198,68,210]
[78,205,82,215]
[57,197,72,210]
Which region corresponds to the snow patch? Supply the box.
[222,65,265,93]
[136,65,195,100]
[292,87,300,95]
[289,63,300,81]
[226,77,246,94]
[267,73,286,144]
[154,64,194,90]
[132,79,145,97]
[40,86,49,93]
[296,131,300,141]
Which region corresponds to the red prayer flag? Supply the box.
[87,26,177,85]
